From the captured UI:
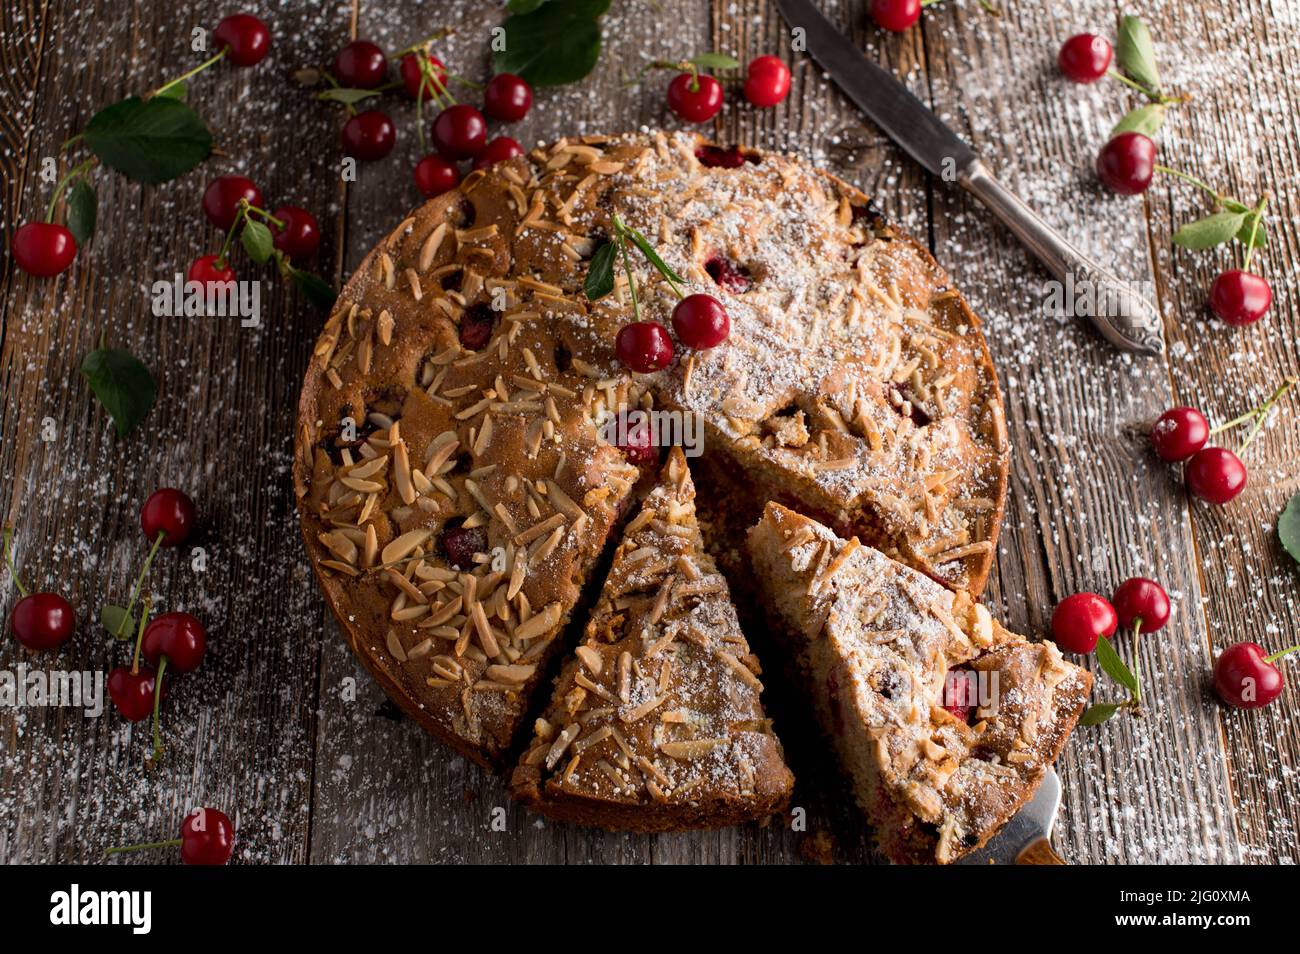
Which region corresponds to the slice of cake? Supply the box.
[511,448,794,830]
[746,502,1090,863]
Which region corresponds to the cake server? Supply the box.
[775,0,1165,356]
[957,767,1066,865]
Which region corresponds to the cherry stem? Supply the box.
[615,226,641,323]
[2,524,28,598]
[150,656,169,763]
[45,157,97,224]
[130,597,151,674]
[1153,164,1220,200]
[1242,194,1268,272]
[116,532,165,639]
[1265,644,1300,664]
[244,203,285,229]
[216,203,250,268]
[153,48,227,99]
[1239,376,1297,452]
[1130,619,1142,706]
[393,28,453,58]
[104,837,183,859]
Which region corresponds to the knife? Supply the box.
[775,0,1164,356]
[956,767,1066,865]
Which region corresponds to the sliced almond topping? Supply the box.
[381,528,432,566]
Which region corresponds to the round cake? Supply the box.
[293,131,1009,770]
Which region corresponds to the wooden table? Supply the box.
[2,0,1296,864]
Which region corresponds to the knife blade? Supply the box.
[956,768,1066,865]
[775,0,1165,356]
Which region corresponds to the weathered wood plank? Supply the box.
[0,0,344,863]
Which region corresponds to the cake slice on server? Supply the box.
[512,448,794,830]
[746,502,1090,863]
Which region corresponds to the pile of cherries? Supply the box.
[665,55,791,123]
[191,173,321,291]
[326,37,533,197]
[11,13,271,280]
[1059,31,1272,328]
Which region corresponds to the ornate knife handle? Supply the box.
[959,160,1165,356]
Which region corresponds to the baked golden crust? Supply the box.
[746,503,1089,863]
[511,448,793,830]
[294,130,1010,772]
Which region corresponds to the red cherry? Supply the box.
[1058,33,1113,83]
[459,303,496,351]
[1112,577,1170,634]
[433,105,487,159]
[108,665,167,722]
[1150,406,1209,462]
[142,612,207,673]
[270,205,320,259]
[1213,642,1287,709]
[187,255,236,296]
[1209,270,1271,326]
[744,55,791,107]
[141,488,197,546]
[1185,446,1247,505]
[695,145,748,169]
[1096,132,1156,195]
[333,40,387,88]
[870,0,921,32]
[671,294,730,349]
[473,136,524,171]
[484,73,533,122]
[615,322,674,373]
[704,255,752,293]
[400,53,448,100]
[341,110,396,161]
[12,222,77,276]
[202,175,262,230]
[614,412,657,466]
[11,592,74,651]
[667,73,723,123]
[441,524,488,570]
[213,14,270,68]
[940,667,975,723]
[180,808,235,865]
[414,154,461,197]
[1050,592,1118,654]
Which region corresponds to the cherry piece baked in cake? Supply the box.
[746,502,1090,863]
[512,448,793,830]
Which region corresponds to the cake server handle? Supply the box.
[958,159,1165,357]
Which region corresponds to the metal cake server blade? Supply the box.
[775,0,1164,356]
[956,768,1065,865]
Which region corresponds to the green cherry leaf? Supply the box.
[81,95,212,184]
[493,0,611,87]
[317,87,383,106]
[625,227,685,286]
[1172,211,1248,250]
[155,81,187,101]
[688,52,742,71]
[101,604,136,639]
[80,347,156,438]
[1117,15,1162,96]
[67,178,98,246]
[1280,491,1300,566]
[506,0,548,12]
[1095,633,1139,695]
[1080,702,1121,726]
[1111,103,1165,139]
[290,269,338,309]
[241,218,274,264]
[584,240,617,300]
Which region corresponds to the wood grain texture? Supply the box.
[1,0,1295,864]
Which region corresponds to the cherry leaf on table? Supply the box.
[67,179,97,245]
[1221,198,1269,248]
[101,604,135,639]
[80,347,156,438]
[493,0,610,87]
[289,268,337,309]
[241,218,274,264]
[1080,702,1120,726]
[156,81,187,101]
[688,52,742,71]
[1111,103,1165,139]
[81,96,212,184]
[506,0,548,11]
[1117,15,1161,95]
[317,87,382,106]
[1172,211,1247,250]
[583,240,617,300]
[1095,633,1139,695]
[1280,492,1300,566]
